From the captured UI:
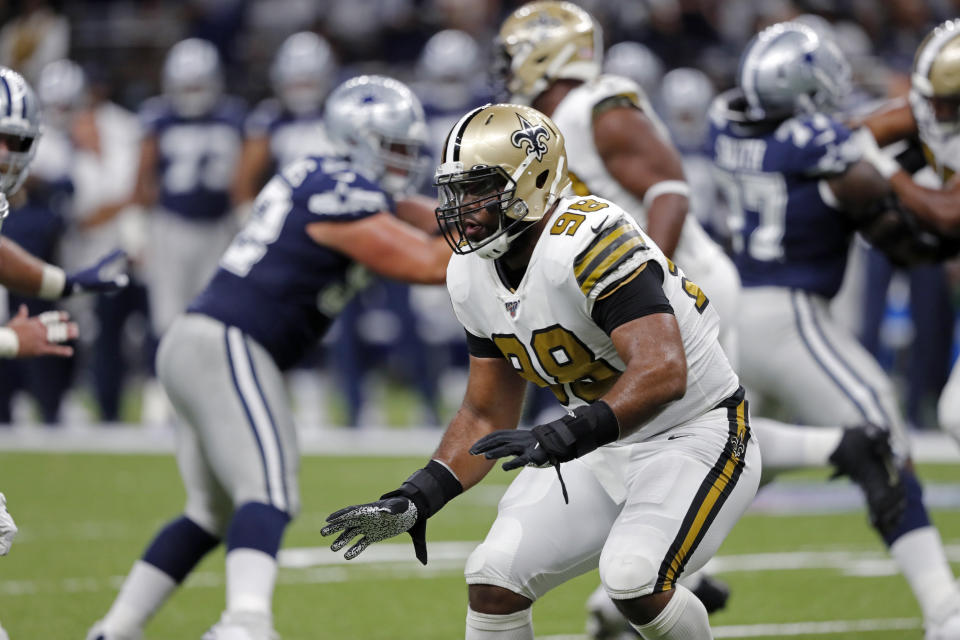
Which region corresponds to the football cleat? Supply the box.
[84,620,141,640]
[829,424,906,535]
[201,611,279,640]
[688,573,731,614]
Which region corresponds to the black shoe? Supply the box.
[829,424,906,535]
[691,574,731,614]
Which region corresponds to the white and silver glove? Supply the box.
[0,493,18,556]
[321,497,418,561]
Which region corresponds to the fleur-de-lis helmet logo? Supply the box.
[510,113,550,161]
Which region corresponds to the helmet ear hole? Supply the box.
[535,169,549,188]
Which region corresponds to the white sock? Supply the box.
[752,418,843,475]
[890,527,960,622]
[102,560,177,634]
[631,585,712,640]
[465,607,534,639]
[225,548,278,615]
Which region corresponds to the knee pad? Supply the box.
[599,548,658,599]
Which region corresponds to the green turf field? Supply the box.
[0,452,958,639]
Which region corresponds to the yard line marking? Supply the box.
[3,543,960,597]
[538,618,923,639]
[710,617,922,638]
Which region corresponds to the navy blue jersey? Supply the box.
[189,156,391,370]
[708,90,861,298]
[245,98,335,171]
[140,96,246,220]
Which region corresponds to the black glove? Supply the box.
[470,401,619,503]
[321,460,462,565]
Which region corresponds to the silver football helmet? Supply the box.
[737,21,851,120]
[324,75,430,196]
[163,38,223,118]
[0,67,41,229]
[417,29,482,83]
[603,41,664,101]
[271,32,335,116]
[37,59,87,131]
[661,67,715,150]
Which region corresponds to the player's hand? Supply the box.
[322,497,420,562]
[64,249,130,296]
[0,492,18,556]
[6,305,77,358]
[470,428,553,471]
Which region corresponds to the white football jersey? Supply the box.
[551,74,726,276]
[447,194,739,444]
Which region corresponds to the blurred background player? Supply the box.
[133,38,246,341]
[855,18,960,452]
[710,22,960,639]
[232,30,337,213]
[86,75,451,640]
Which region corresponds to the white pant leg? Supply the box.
[938,359,960,447]
[157,314,301,525]
[600,397,760,599]
[464,458,621,602]
[738,287,908,455]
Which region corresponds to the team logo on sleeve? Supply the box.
[511,114,550,161]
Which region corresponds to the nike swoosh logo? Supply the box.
[590,216,609,233]
[667,433,693,440]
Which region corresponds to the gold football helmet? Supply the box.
[434,103,572,259]
[495,1,602,104]
[913,19,960,138]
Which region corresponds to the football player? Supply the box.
[322,103,760,640]
[854,18,960,452]
[232,31,337,212]
[133,38,246,337]
[86,75,451,640]
[711,22,960,638]
[490,3,805,629]
[0,65,128,359]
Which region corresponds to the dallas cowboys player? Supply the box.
[0,64,128,640]
[232,31,337,210]
[133,38,246,337]
[711,22,960,638]
[854,18,960,454]
[86,75,451,640]
[0,66,128,359]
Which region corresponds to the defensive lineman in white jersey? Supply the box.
[321,103,760,640]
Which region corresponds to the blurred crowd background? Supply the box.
[0,0,958,431]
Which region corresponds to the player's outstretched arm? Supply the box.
[594,106,689,258]
[852,98,917,147]
[306,211,452,285]
[322,355,526,564]
[472,312,686,476]
[0,239,129,299]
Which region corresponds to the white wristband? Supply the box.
[38,264,67,300]
[853,128,901,180]
[642,180,691,209]
[0,327,18,358]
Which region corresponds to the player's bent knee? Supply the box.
[184,501,232,539]
[598,549,658,599]
[468,583,532,615]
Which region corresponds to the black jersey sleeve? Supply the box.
[591,260,674,334]
[465,330,503,359]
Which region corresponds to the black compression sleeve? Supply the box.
[591,261,674,334]
[465,330,502,358]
